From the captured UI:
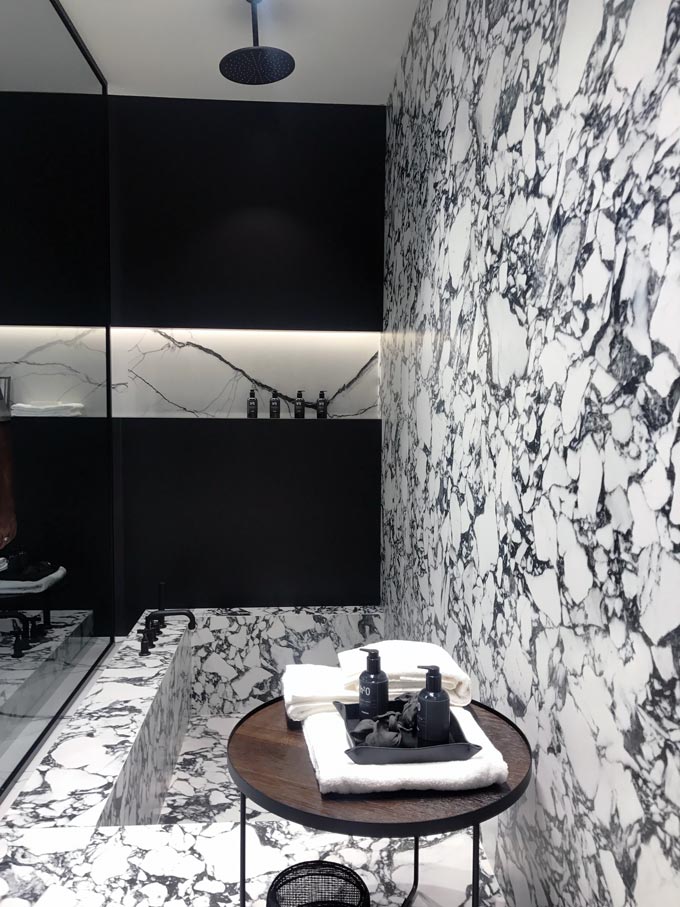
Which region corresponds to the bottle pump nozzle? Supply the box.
[361,647,381,672]
[418,664,442,692]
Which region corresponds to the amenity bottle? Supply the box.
[416,665,450,746]
[359,647,389,719]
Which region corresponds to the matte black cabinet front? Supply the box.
[117,418,381,632]
[109,97,386,331]
[0,92,109,326]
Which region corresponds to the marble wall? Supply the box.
[111,328,380,419]
[191,606,384,715]
[0,326,106,416]
[382,1,680,906]
[0,326,380,419]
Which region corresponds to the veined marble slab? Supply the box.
[0,610,92,710]
[382,0,680,905]
[2,613,188,830]
[111,327,380,419]
[0,326,107,416]
[0,604,506,906]
[191,606,384,715]
[0,816,504,907]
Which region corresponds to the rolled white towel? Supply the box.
[282,664,356,722]
[303,706,508,795]
[337,640,472,706]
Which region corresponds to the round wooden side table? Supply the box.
[228,697,531,907]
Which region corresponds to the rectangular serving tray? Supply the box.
[333,700,482,765]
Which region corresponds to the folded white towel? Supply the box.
[0,559,7,573]
[303,706,508,795]
[338,641,472,706]
[282,664,357,722]
[11,403,83,417]
[0,565,66,594]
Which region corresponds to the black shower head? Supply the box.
[220,45,295,85]
[220,0,295,86]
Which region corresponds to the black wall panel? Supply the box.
[7,418,112,635]
[0,92,108,326]
[118,419,381,633]
[109,97,385,330]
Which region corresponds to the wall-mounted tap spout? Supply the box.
[145,609,195,630]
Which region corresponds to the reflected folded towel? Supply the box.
[282,664,356,722]
[0,564,66,593]
[337,640,472,706]
[303,706,508,795]
[0,559,7,573]
[11,403,83,417]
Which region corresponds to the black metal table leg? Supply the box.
[240,792,247,907]
[401,836,419,907]
[471,824,480,907]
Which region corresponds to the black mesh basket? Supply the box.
[266,861,370,907]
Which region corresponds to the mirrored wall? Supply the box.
[0,0,113,796]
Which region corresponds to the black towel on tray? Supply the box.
[349,693,420,748]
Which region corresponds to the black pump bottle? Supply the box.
[247,389,258,419]
[416,665,450,746]
[270,390,281,419]
[358,647,389,718]
[294,391,305,419]
[316,390,328,419]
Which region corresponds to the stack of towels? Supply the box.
[282,640,508,795]
[11,402,84,417]
[283,640,472,722]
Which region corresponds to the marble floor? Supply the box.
[159,714,506,907]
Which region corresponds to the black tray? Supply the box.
[334,700,482,765]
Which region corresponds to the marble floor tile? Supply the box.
[160,714,505,906]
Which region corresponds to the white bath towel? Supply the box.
[303,706,508,795]
[0,565,66,594]
[282,664,357,722]
[11,403,83,417]
[337,641,472,706]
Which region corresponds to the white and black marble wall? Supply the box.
[0,326,107,416]
[111,328,380,419]
[382,1,680,906]
[191,606,384,715]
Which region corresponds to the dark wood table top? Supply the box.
[227,697,532,837]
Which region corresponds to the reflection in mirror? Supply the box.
[0,0,112,798]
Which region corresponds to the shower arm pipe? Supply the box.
[145,609,196,631]
[250,0,260,46]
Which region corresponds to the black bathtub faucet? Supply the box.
[145,609,196,631]
[4,611,31,647]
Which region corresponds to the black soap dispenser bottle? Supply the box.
[359,647,389,719]
[247,389,258,419]
[316,390,328,419]
[270,390,281,419]
[416,665,450,746]
[294,391,306,419]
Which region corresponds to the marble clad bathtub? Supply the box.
[2,606,383,831]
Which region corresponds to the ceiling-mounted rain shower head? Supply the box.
[220,0,295,85]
